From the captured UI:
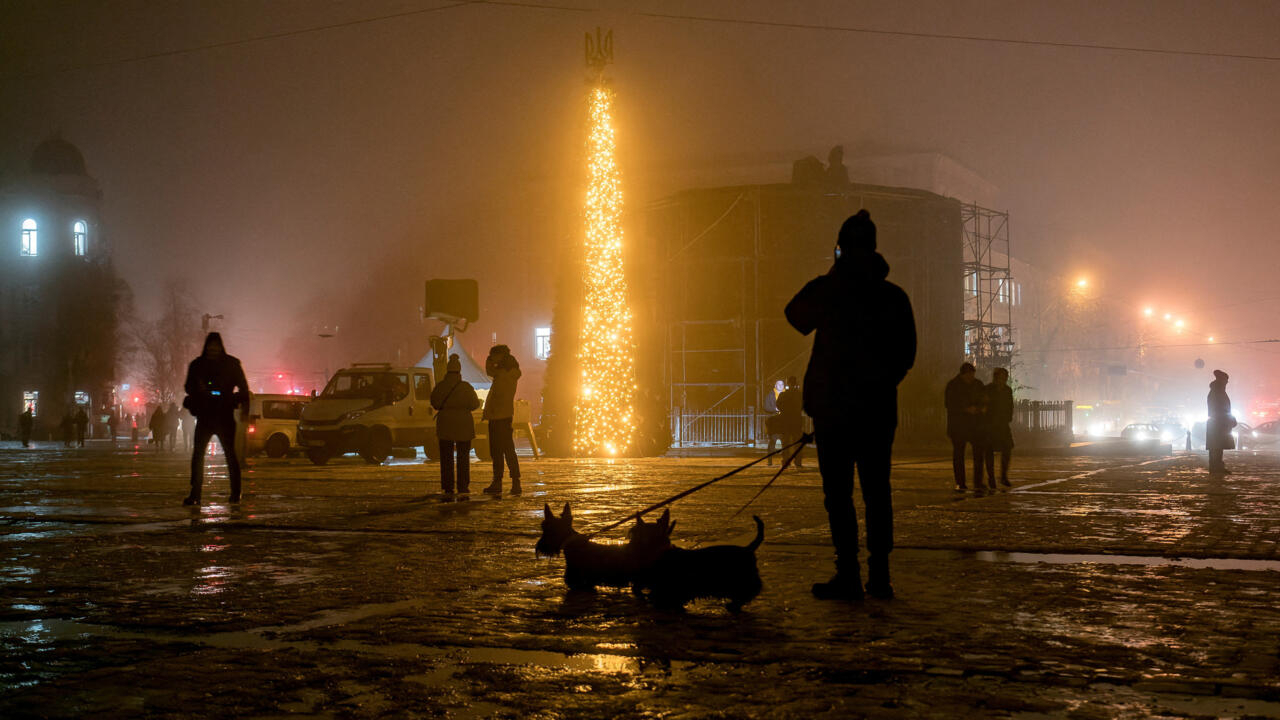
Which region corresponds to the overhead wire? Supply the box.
[8,1,1280,78]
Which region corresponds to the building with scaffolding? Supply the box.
[641,177,971,447]
[961,204,1014,371]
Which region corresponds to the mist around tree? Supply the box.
[126,280,203,405]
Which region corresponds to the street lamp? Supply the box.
[1076,278,1089,289]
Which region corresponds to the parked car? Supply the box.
[1249,420,1280,448]
[244,394,309,458]
[296,363,436,465]
[1234,422,1252,450]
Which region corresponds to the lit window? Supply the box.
[73,221,87,256]
[21,218,37,256]
[74,391,90,404]
[23,390,39,416]
[534,327,552,360]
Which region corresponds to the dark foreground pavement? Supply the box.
[2,442,1279,719]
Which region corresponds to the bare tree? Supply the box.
[130,281,202,404]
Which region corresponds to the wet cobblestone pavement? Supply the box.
[2,442,1279,718]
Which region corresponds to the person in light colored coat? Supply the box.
[482,345,523,496]
[430,354,480,497]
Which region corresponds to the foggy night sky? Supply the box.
[2,0,1279,386]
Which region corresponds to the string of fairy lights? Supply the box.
[572,84,637,457]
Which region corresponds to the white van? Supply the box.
[297,363,436,465]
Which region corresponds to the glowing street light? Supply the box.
[1142,307,1154,317]
[1208,336,1216,343]
[1174,319,1185,328]
[1075,277,1089,289]
[1163,313,1172,321]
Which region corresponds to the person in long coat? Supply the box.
[430,354,481,498]
[984,368,1015,488]
[1206,369,1235,475]
[481,345,523,496]
[945,363,984,491]
[19,406,33,448]
[775,376,806,470]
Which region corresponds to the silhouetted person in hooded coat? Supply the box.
[786,209,917,601]
[182,332,250,505]
[1206,369,1235,475]
[775,375,805,470]
[19,406,33,448]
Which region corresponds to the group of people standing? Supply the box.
[145,404,195,451]
[430,344,524,499]
[944,362,1014,493]
[16,405,90,448]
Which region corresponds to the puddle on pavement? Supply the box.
[969,550,1280,572]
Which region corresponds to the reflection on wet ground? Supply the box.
[2,444,1280,717]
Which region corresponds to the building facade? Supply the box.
[1,136,121,439]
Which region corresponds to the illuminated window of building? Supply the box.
[534,327,552,360]
[21,218,37,256]
[73,221,87,256]
[74,391,90,404]
[23,390,39,416]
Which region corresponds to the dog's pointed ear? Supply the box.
[562,502,572,520]
[633,515,646,526]
[666,521,677,536]
[658,508,670,528]
[543,503,553,520]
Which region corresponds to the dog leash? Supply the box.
[727,432,812,519]
[582,433,814,540]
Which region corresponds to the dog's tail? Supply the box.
[747,515,765,552]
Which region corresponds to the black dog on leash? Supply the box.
[535,503,669,592]
[632,511,765,612]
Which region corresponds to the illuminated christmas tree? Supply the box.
[573,29,636,457]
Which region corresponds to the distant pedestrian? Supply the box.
[431,354,480,498]
[482,345,523,496]
[107,410,120,446]
[786,209,917,601]
[182,332,251,506]
[178,406,195,450]
[74,406,89,447]
[148,405,166,451]
[1206,370,1235,476]
[163,403,180,452]
[764,379,785,463]
[945,362,985,492]
[984,368,1014,488]
[775,376,805,470]
[60,410,74,448]
[19,406,33,448]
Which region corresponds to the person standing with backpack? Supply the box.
[482,345,523,496]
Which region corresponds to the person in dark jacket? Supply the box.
[785,209,917,601]
[945,363,984,492]
[107,410,120,447]
[984,368,1014,488]
[431,354,481,498]
[19,406,34,448]
[1206,370,1235,475]
[74,406,89,447]
[775,375,805,470]
[482,345,523,496]
[148,405,165,450]
[182,332,250,505]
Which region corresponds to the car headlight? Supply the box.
[343,410,366,421]
[1252,431,1258,438]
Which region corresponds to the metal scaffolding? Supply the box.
[961,203,1013,370]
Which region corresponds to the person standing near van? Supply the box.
[431,354,480,498]
[482,345,523,496]
[182,332,251,506]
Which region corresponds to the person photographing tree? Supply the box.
[181,332,250,506]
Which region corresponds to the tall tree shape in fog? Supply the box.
[572,30,637,457]
[131,281,202,404]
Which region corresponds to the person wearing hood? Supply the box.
[181,332,251,506]
[431,354,480,498]
[482,345,523,495]
[785,209,917,601]
[1206,370,1236,475]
